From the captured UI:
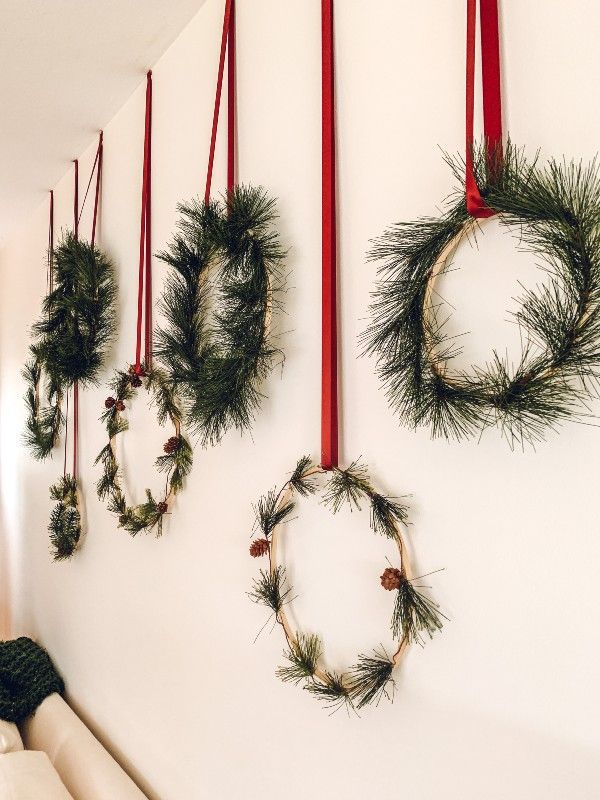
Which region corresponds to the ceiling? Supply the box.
[0,0,207,246]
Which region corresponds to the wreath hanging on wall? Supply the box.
[156,186,285,444]
[95,365,192,536]
[364,144,600,447]
[248,457,445,712]
[23,231,117,560]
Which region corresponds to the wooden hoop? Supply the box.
[268,466,413,685]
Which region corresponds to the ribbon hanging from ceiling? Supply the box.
[62,134,104,481]
[321,0,338,470]
[465,0,503,217]
[205,0,235,202]
[134,71,153,374]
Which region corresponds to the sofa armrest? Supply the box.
[19,694,149,800]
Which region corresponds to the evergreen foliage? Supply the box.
[95,365,191,536]
[249,456,442,712]
[156,185,286,445]
[364,143,600,446]
[33,232,117,386]
[48,475,81,561]
[22,350,63,460]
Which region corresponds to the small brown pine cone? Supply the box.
[105,396,116,409]
[163,436,181,455]
[250,538,270,558]
[115,400,126,412]
[381,567,402,591]
[130,375,142,388]
[157,501,168,515]
[118,514,128,525]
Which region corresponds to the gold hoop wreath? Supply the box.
[248,458,445,712]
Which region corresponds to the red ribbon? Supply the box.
[321,0,338,470]
[48,190,54,302]
[64,134,104,478]
[205,0,236,204]
[135,71,153,373]
[465,0,503,218]
[73,160,79,240]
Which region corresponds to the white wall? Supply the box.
[2,2,600,799]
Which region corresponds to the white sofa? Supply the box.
[0,694,149,799]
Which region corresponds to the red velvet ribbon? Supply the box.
[465,0,503,217]
[205,0,236,204]
[48,190,54,302]
[135,71,153,374]
[73,161,79,477]
[321,0,338,470]
[73,160,79,240]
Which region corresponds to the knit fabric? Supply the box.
[0,638,64,723]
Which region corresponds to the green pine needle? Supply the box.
[304,672,353,713]
[323,459,372,513]
[255,489,295,538]
[249,567,291,614]
[370,492,409,538]
[349,651,395,709]
[276,633,322,684]
[392,576,447,643]
[289,455,319,496]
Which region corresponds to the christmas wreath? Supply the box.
[23,231,117,560]
[31,232,117,385]
[364,145,600,446]
[95,365,193,536]
[23,233,116,458]
[248,457,445,712]
[156,185,285,444]
[48,475,81,561]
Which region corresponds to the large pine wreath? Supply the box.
[364,145,600,446]
[157,185,285,443]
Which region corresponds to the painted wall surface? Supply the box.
[1,2,600,798]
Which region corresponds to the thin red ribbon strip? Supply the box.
[205,0,236,204]
[73,161,79,476]
[135,71,153,373]
[73,160,79,240]
[48,190,54,301]
[321,0,338,470]
[465,0,503,218]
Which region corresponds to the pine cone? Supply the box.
[163,436,180,455]
[128,363,146,376]
[250,538,270,558]
[130,375,142,388]
[381,567,402,591]
[105,396,116,409]
[115,400,125,412]
[118,514,128,525]
[157,501,168,515]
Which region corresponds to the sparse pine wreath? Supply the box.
[364,144,600,447]
[156,185,285,445]
[248,457,445,713]
[95,365,193,537]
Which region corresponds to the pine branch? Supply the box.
[349,651,395,709]
[289,455,319,496]
[249,567,291,614]
[276,633,322,684]
[323,459,372,513]
[392,577,446,643]
[304,672,353,713]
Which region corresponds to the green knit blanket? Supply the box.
[0,637,64,723]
